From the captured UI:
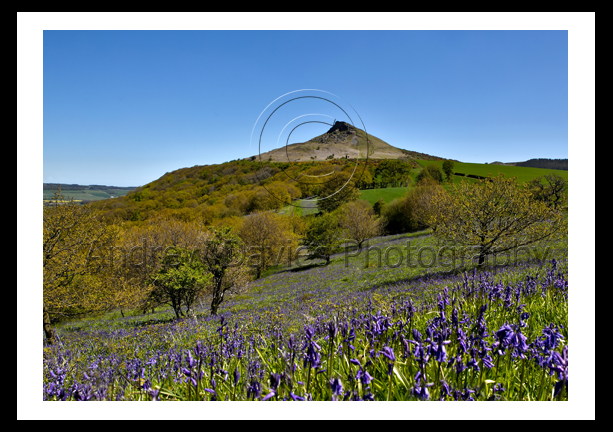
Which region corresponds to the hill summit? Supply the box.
[253,121,441,163]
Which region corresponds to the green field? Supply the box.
[357,161,568,206]
[359,186,411,205]
[280,160,569,212]
[414,160,568,184]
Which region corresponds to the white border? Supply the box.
[18,12,594,420]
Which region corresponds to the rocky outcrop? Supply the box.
[311,122,357,145]
[326,121,356,134]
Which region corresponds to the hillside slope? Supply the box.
[255,121,442,163]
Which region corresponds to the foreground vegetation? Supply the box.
[43,159,569,402]
[44,241,568,401]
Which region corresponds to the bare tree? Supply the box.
[238,211,298,279]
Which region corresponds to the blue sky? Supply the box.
[41,28,571,187]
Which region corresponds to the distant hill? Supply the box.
[513,158,568,170]
[43,183,137,202]
[488,158,568,170]
[82,122,566,224]
[253,121,443,163]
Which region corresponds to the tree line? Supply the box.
[89,159,420,225]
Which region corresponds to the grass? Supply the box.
[356,160,568,207]
[414,160,568,184]
[359,186,412,205]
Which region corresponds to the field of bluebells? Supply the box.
[43,233,569,402]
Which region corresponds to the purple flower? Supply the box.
[493,383,505,393]
[290,392,305,401]
[247,380,261,399]
[269,373,281,390]
[440,381,451,399]
[461,388,476,401]
[434,337,450,363]
[186,350,195,368]
[304,343,322,369]
[149,388,160,401]
[550,346,568,397]
[511,328,529,357]
[327,322,337,341]
[482,354,495,369]
[287,335,295,351]
[203,387,217,400]
[496,324,514,343]
[495,324,515,354]
[379,346,396,363]
[413,383,432,400]
[262,391,275,401]
[356,368,373,385]
[542,325,565,350]
[233,367,240,386]
[330,378,343,397]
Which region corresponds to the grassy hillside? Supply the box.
[360,160,568,207]
[359,186,411,205]
[256,121,443,163]
[414,160,568,184]
[45,229,569,401]
[85,156,568,224]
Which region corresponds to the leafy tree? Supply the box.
[43,191,120,344]
[527,173,568,210]
[379,178,444,235]
[200,226,249,315]
[375,160,412,188]
[381,196,419,235]
[354,167,373,190]
[317,171,361,213]
[427,174,568,266]
[147,247,211,319]
[442,160,455,183]
[406,177,445,229]
[337,200,384,248]
[247,184,290,213]
[117,216,208,314]
[416,164,444,185]
[303,213,342,265]
[373,198,385,217]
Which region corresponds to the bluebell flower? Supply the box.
[378,346,395,363]
[247,379,261,399]
[262,391,275,401]
[356,368,373,385]
[330,378,343,396]
[550,346,568,397]
[289,392,305,401]
[434,337,450,363]
[269,373,281,390]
